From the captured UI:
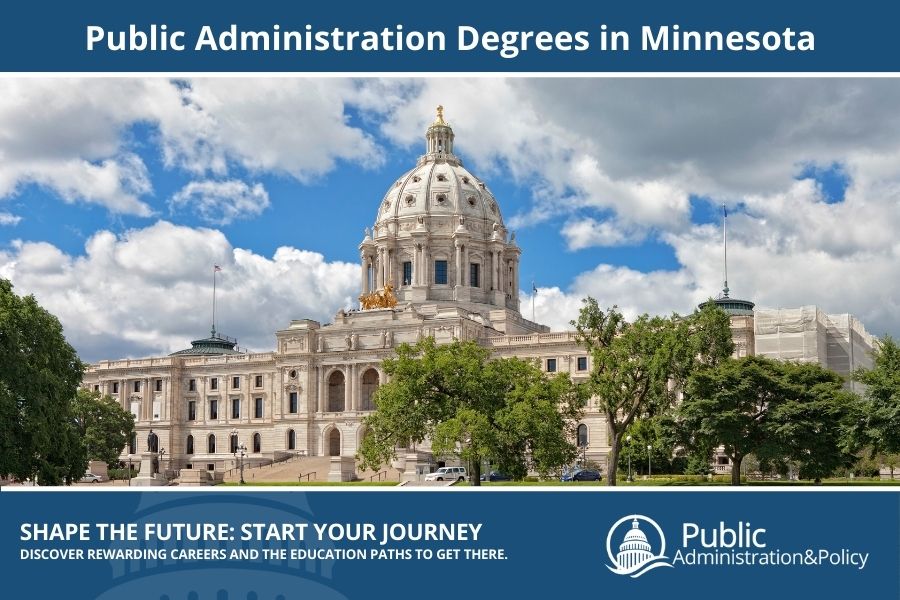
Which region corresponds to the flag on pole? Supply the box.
[532,281,537,294]
[214,265,222,272]
[722,204,727,218]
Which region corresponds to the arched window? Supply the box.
[328,428,341,456]
[287,429,296,451]
[360,369,379,411]
[328,371,345,412]
[230,433,239,454]
[207,434,216,454]
[186,435,194,455]
[253,433,261,453]
[577,424,588,448]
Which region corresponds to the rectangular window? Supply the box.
[133,381,141,393]
[254,397,263,419]
[231,397,240,419]
[469,263,480,288]
[93,384,100,392]
[210,399,218,420]
[232,376,240,389]
[434,260,448,285]
[112,382,119,394]
[188,401,196,421]
[577,356,588,371]
[402,261,412,286]
[546,358,557,373]
[289,392,298,414]
[155,379,162,392]
[210,378,218,391]
[255,375,263,388]
[188,379,196,392]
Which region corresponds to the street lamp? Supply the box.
[159,448,166,476]
[127,455,133,487]
[626,435,633,482]
[647,444,652,478]
[231,429,247,485]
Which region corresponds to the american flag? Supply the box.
[214,265,222,272]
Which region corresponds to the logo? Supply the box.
[606,514,673,578]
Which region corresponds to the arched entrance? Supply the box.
[360,369,379,411]
[328,428,342,456]
[287,429,296,451]
[328,371,345,412]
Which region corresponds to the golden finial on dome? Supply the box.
[433,104,447,125]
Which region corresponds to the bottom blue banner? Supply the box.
[2,489,897,599]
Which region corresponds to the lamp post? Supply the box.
[626,435,633,482]
[159,448,166,476]
[647,444,652,478]
[230,429,247,485]
[127,455,133,487]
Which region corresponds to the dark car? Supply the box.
[572,469,602,482]
[480,471,512,482]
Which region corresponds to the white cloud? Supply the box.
[0,221,359,361]
[0,78,384,216]
[0,212,21,226]
[170,179,270,225]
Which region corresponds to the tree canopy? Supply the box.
[357,338,586,483]
[72,389,135,467]
[572,298,734,485]
[852,336,900,456]
[0,279,85,484]
[681,355,857,484]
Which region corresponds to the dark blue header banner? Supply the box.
[0,0,897,72]
[2,489,898,599]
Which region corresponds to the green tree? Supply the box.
[72,389,135,467]
[0,279,85,485]
[681,356,788,485]
[617,416,679,476]
[768,361,857,483]
[357,338,585,484]
[572,299,733,485]
[852,337,900,455]
[681,355,857,485]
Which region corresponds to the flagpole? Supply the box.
[531,279,536,322]
[212,266,217,336]
[722,204,729,298]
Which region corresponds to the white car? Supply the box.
[79,473,102,483]
[424,467,467,482]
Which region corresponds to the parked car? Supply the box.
[424,467,467,482]
[79,473,102,483]
[480,471,512,482]
[572,469,602,482]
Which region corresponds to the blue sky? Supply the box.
[1,78,898,360]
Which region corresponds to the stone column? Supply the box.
[143,378,150,421]
[375,249,383,290]
[463,244,469,286]
[360,254,368,294]
[345,365,354,413]
[455,242,462,286]
[317,367,325,414]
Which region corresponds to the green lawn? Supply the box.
[479,477,900,487]
[220,481,400,487]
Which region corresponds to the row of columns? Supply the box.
[362,243,517,292]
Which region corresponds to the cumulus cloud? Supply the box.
[0,212,21,226]
[0,78,382,215]
[170,179,270,225]
[0,221,359,361]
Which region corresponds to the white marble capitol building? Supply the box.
[82,108,876,479]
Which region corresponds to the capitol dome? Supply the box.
[616,519,654,570]
[375,106,504,229]
[357,106,543,334]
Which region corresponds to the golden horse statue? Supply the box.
[359,283,397,310]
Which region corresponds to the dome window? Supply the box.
[412,176,421,183]
[479,182,486,189]
[436,194,447,204]
[405,195,415,206]
[467,196,476,206]
[436,173,447,182]
[382,200,391,212]
[462,176,470,184]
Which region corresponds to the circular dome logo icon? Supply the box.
[606,515,674,578]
